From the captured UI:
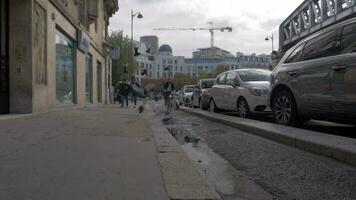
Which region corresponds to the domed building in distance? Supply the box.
[158,44,173,56]
[134,37,186,82]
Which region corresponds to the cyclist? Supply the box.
[163,77,176,106]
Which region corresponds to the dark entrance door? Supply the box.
[0,0,9,114]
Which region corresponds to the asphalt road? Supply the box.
[169,108,356,200]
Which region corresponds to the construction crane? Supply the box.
[153,22,233,48]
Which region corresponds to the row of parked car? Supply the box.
[177,17,356,126]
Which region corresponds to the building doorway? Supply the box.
[85,54,93,103]
[0,0,9,114]
[97,61,102,103]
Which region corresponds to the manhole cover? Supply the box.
[207,130,226,135]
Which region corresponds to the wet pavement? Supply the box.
[152,102,356,200]
[153,102,273,200]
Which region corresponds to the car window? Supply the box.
[201,80,215,88]
[216,73,227,85]
[226,72,237,85]
[237,70,271,82]
[302,29,341,61]
[340,23,356,54]
[184,87,194,93]
[284,43,305,63]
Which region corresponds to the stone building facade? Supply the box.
[0,0,118,114]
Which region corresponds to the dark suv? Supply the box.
[271,18,356,126]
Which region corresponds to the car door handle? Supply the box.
[288,71,297,76]
[332,65,347,72]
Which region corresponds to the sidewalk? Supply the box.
[0,105,169,200]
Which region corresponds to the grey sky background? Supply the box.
[109,0,304,57]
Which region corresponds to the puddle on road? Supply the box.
[163,117,201,128]
[165,120,272,199]
[166,126,238,197]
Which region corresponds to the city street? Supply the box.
[2,0,356,200]
[152,102,356,200]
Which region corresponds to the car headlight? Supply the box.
[248,87,269,96]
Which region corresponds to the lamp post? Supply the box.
[130,10,143,79]
[265,34,274,52]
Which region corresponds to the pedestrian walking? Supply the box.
[114,82,122,104]
[120,81,131,108]
[130,77,139,108]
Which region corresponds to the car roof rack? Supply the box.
[279,0,356,53]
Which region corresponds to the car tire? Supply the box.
[272,90,298,126]
[209,99,218,113]
[237,98,251,118]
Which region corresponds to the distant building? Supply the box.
[140,36,159,54]
[134,36,271,83]
[193,47,234,59]
[236,52,271,69]
[134,41,185,83]
[134,42,154,83]
[186,47,239,77]
[154,45,185,79]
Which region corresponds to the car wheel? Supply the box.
[272,90,298,126]
[237,98,250,118]
[210,99,218,113]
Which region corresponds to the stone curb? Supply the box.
[143,105,221,200]
[180,107,356,167]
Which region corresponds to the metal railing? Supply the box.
[279,0,356,51]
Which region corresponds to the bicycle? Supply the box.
[166,92,177,115]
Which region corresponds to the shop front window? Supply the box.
[55,29,75,105]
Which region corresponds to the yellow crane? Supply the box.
[153,22,233,48]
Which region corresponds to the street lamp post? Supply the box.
[130,10,143,79]
[265,34,274,52]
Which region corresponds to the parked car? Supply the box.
[209,69,272,118]
[191,79,215,109]
[270,18,356,126]
[178,85,195,106]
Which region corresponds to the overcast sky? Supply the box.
[109,0,304,57]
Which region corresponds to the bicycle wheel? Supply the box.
[166,100,173,114]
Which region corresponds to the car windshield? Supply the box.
[184,87,195,93]
[238,70,271,82]
[201,80,215,88]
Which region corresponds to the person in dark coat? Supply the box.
[163,78,176,105]
[114,82,122,104]
[120,81,131,108]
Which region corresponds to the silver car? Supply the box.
[178,85,195,106]
[191,79,215,109]
[209,69,272,118]
[271,17,356,126]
